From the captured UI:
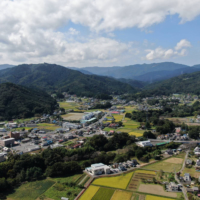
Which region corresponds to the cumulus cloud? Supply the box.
[145,39,191,61]
[0,0,198,65]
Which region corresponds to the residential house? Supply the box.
[169,182,179,191]
[194,147,200,155]
[196,159,200,166]
[186,159,192,165]
[165,149,173,155]
[183,173,191,182]
[192,187,199,192]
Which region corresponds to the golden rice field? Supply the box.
[135,170,156,175]
[79,185,99,200]
[92,172,133,189]
[113,114,123,122]
[145,195,175,200]
[111,190,132,200]
[129,132,143,137]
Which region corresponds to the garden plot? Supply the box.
[127,171,156,191]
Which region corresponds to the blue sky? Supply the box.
[0,0,200,67]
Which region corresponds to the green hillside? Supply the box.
[0,63,138,96]
[0,83,57,121]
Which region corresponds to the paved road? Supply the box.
[175,150,189,200]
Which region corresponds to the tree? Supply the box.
[143,131,156,139]
[145,121,151,130]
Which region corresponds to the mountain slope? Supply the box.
[0,63,138,96]
[0,83,57,121]
[143,71,200,96]
[0,64,15,70]
[82,62,189,80]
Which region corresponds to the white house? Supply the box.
[169,182,179,191]
[86,163,110,175]
[196,159,200,166]
[184,173,191,182]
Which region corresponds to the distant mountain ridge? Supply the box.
[0,63,138,96]
[0,64,15,70]
[70,62,200,83]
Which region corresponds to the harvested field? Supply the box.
[61,112,85,120]
[92,172,133,189]
[79,185,99,200]
[111,190,132,200]
[138,184,177,198]
[145,195,175,200]
[164,157,183,164]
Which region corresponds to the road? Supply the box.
[175,150,189,200]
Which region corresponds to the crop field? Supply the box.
[164,157,183,164]
[7,180,55,200]
[92,172,133,189]
[129,132,143,137]
[145,195,176,200]
[113,114,124,122]
[58,101,80,111]
[61,112,85,121]
[138,184,177,198]
[135,170,156,175]
[92,187,115,200]
[79,185,100,200]
[111,190,132,200]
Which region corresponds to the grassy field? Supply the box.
[145,195,176,200]
[37,123,61,131]
[92,187,115,200]
[79,185,100,200]
[129,132,143,137]
[143,156,183,172]
[92,172,133,189]
[110,190,132,200]
[7,180,55,200]
[61,112,85,121]
[59,101,81,111]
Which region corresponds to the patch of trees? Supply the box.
[95,94,113,100]
[91,102,112,109]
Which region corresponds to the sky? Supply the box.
[0,0,200,67]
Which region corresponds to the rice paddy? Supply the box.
[110,190,132,200]
[79,185,100,200]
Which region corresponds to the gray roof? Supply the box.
[185,173,190,177]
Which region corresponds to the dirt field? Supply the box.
[138,184,177,198]
[61,113,85,120]
[164,158,183,164]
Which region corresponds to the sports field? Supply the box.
[92,172,133,189]
[61,112,85,120]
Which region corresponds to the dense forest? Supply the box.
[0,63,138,97]
[0,83,57,121]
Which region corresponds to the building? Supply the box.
[0,128,6,132]
[196,159,200,166]
[9,132,20,140]
[0,153,6,162]
[86,163,110,175]
[0,138,15,147]
[183,173,191,182]
[169,182,179,191]
[136,140,153,148]
[5,122,18,128]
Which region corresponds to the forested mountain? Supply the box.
[142,71,200,96]
[80,62,191,81]
[0,83,57,121]
[117,78,147,88]
[0,63,138,96]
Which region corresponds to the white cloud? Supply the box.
[175,39,191,50]
[145,39,191,60]
[0,0,198,65]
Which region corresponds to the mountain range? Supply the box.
[0,63,138,96]
[72,62,200,83]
